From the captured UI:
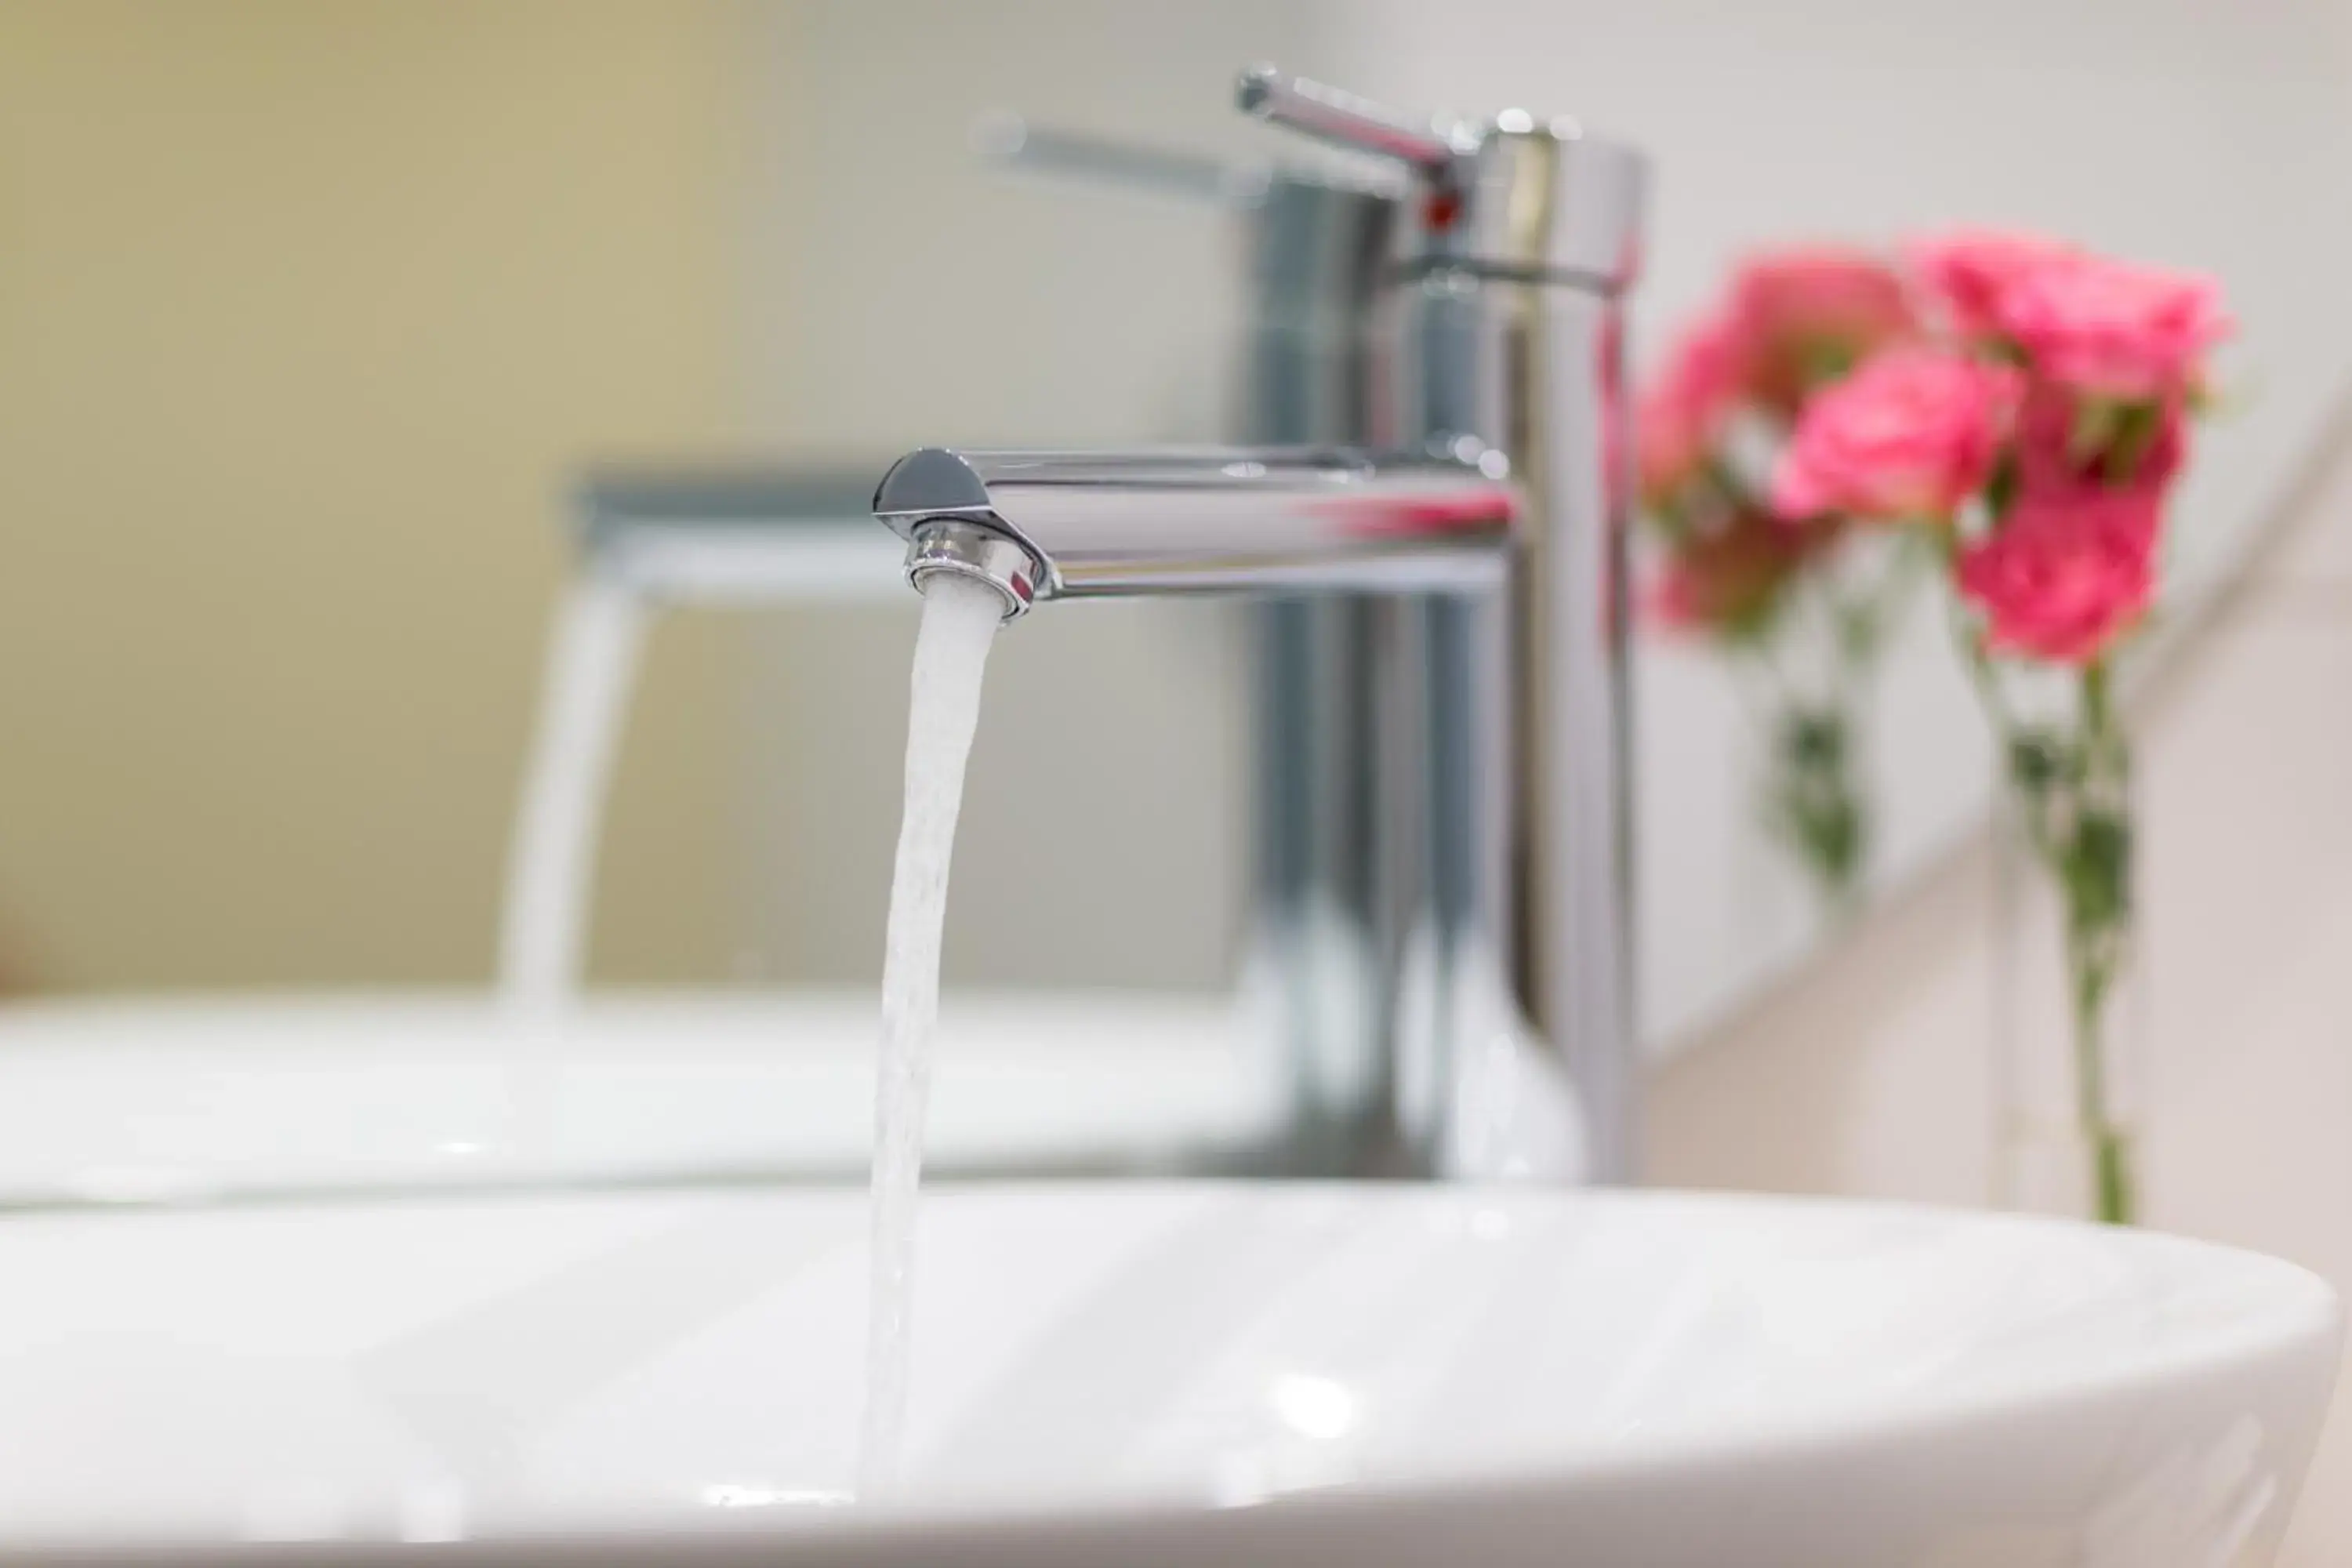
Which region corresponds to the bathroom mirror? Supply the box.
[1323,0,2352,1046]
[745,0,2352,1051]
[3,0,2349,1069]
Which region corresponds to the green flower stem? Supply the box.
[1945,562,2139,1224]
[1740,543,1913,916]
[1762,699,1865,914]
[2067,661,2135,1225]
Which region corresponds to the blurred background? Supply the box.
[6,0,2349,1025]
[5,0,2352,1552]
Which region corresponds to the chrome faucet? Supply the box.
[875,69,1646,1181]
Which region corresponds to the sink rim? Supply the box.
[0,1180,2334,1563]
[0,989,1283,1205]
[724,1183,2348,1508]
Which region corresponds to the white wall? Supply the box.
[1646,434,2352,1564]
[1316,0,2352,1043]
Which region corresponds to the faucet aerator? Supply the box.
[904,519,1043,622]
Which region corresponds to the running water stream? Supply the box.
[497,577,647,1153]
[858,574,1006,1499]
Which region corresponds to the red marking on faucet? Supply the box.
[1312,492,1518,538]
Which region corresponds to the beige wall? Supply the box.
[0,1,758,989]
[0,0,1316,998]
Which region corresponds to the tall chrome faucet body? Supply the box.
[877,69,1646,1181]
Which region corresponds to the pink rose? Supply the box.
[1638,310,1747,506]
[1770,347,2023,521]
[1955,488,2159,665]
[1730,247,1919,409]
[1906,229,2079,338]
[1647,506,1820,634]
[2014,383,2185,500]
[1994,252,2230,400]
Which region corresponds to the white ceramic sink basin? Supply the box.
[0,1184,2333,1566]
[0,991,1277,1202]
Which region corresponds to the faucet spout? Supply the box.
[873,447,1519,612]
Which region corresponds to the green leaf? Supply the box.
[2067,810,2134,933]
[1984,450,2020,522]
[2071,398,2124,464]
[2008,730,2066,795]
[1761,706,1868,900]
[2104,400,2165,485]
[1780,711,1847,771]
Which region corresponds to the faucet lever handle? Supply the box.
[1236,65,1468,182]
[972,112,1260,209]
